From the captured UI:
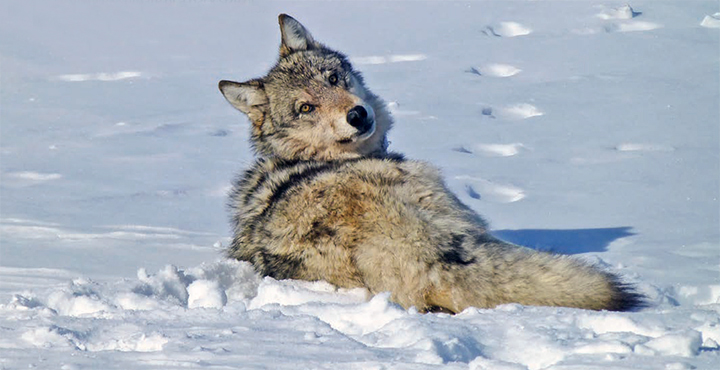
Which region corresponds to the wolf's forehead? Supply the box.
[273,50,351,79]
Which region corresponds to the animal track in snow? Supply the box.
[386,101,421,117]
[498,103,544,120]
[604,20,662,33]
[595,5,661,33]
[102,224,217,237]
[5,171,62,181]
[0,218,218,248]
[465,184,481,200]
[576,5,662,34]
[351,54,427,65]
[455,143,525,157]
[614,143,675,152]
[475,143,525,157]
[3,171,62,187]
[481,107,495,118]
[452,146,473,154]
[483,22,532,37]
[701,12,720,28]
[467,64,521,78]
[455,175,525,203]
[54,71,143,82]
[571,143,675,164]
[596,4,641,20]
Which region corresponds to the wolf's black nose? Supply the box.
[347,106,370,131]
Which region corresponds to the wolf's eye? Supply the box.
[299,103,315,114]
[328,73,339,85]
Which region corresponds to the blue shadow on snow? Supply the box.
[491,227,635,254]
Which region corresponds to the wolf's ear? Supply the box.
[219,79,268,125]
[278,14,319,58]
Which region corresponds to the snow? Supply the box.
[1,0,718,369]
[596,4,640,20]
[485,22,534,38]
[641,331,703,357]
[354,54,429,65]
[471,63,523,78]
[55,71,144,83]
[701,13,720,29]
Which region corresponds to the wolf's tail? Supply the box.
[427,242,645,313]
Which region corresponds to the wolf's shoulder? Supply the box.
[239,151,441,183]
[230,153,444,208]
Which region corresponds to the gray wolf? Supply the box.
[218,14,643,313]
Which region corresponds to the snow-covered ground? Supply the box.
[1,1,718,369]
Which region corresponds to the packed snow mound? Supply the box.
[485,22,533,37]
[700,12,720,28]
[596,5,639,20]
[468,64,522,78]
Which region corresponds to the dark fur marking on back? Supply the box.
[241,156,410,257]
[241,159,301,206]
[439,234,477,266]
[302,220,338,243]
[243,163,335,242]
[262,164,334,217]
[242,171,269,206]
[252,156,401,222]
[449,234,465,249]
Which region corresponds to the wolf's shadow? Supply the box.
[491,227,635,254]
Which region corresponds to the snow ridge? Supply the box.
[2,260,718,369]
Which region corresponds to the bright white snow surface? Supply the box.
[1,1,719,369]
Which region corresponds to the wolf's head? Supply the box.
[219,14,392,162]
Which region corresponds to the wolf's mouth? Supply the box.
[357,120,376,139]
[337,120,376,144]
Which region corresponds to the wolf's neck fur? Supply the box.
[260,148,403,168]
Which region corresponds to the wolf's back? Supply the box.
[227,156,643,312]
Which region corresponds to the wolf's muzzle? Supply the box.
[347,106,373,134]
